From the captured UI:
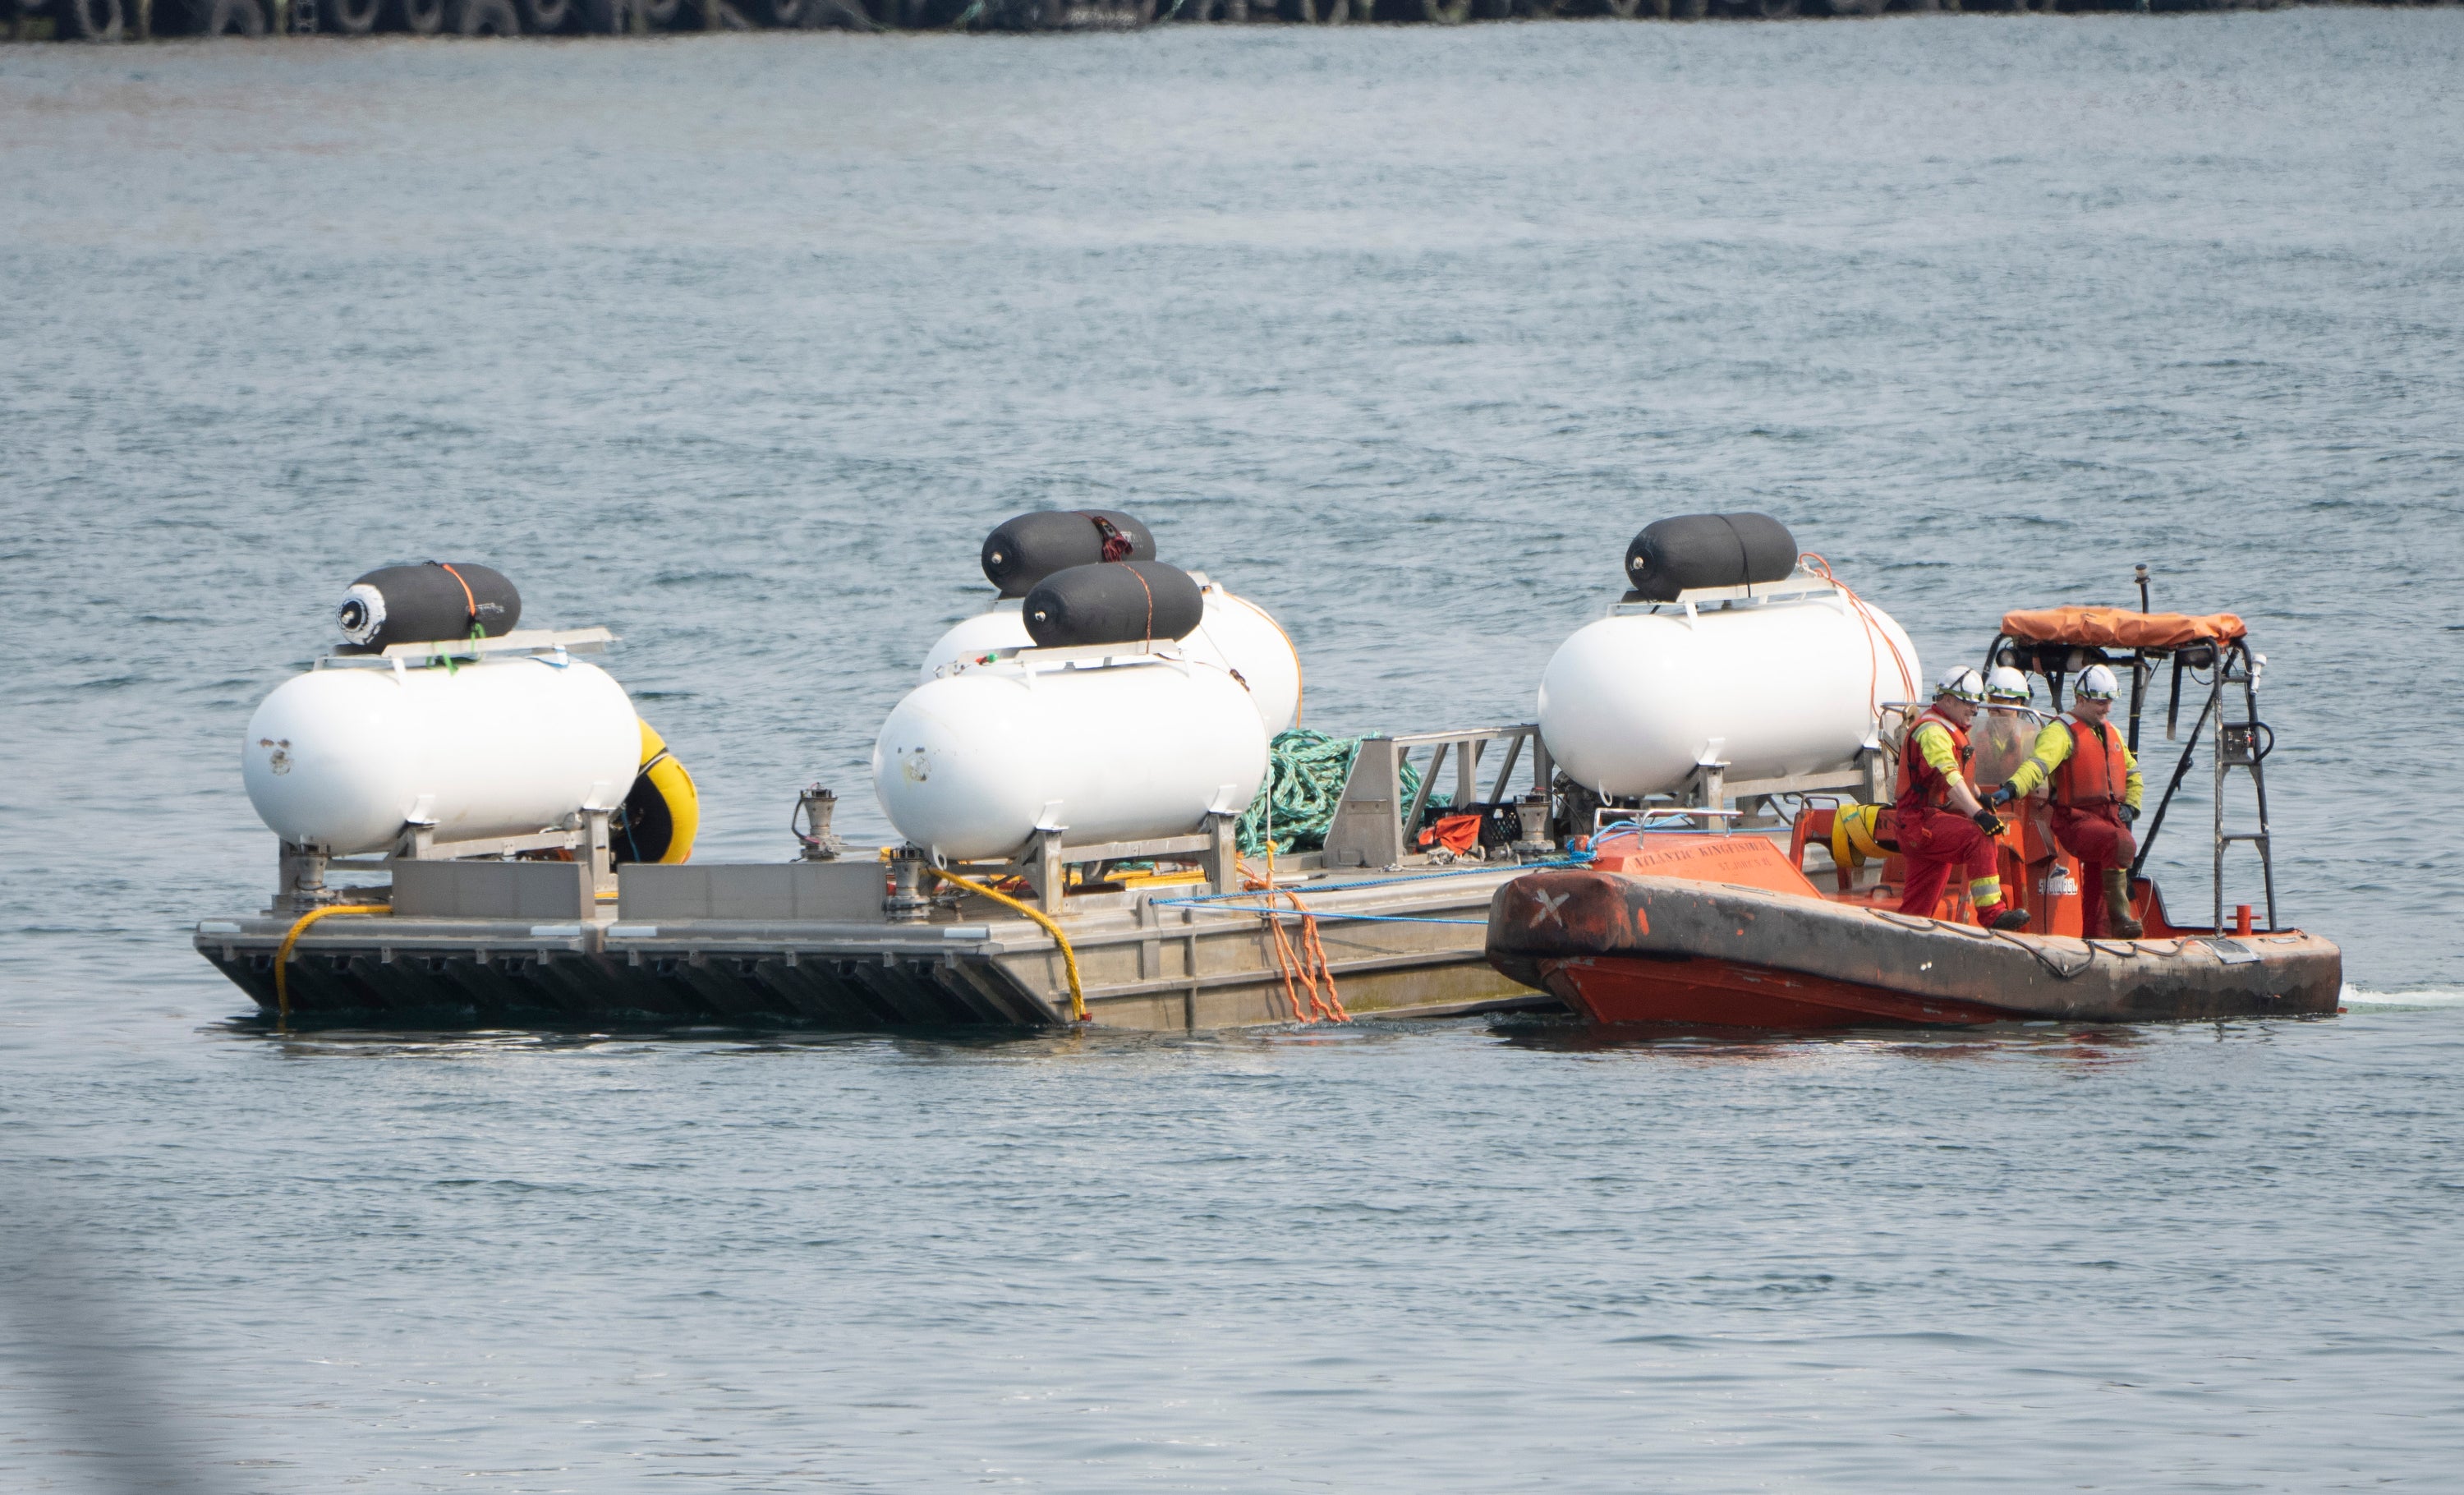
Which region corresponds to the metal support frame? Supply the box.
[1325,724,1553,870]
[1328,723,1879,866]
[314,626,615,674]
[903,812,1242,919]
[275,840,333,914]
[278,805,618,913]
[885,854,929,922]
[1702,761,1876,830]
[2210,646,2277,933]
[2131,640,2275,933]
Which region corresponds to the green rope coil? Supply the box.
[1237,729,1430,858]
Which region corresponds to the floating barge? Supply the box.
[197,722,1569,1030]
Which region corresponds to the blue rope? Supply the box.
[1148,899,1490,927]
[1149,857,1596,931]
[1163,856,1590,908]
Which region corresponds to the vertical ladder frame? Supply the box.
[2210,641,2278,934]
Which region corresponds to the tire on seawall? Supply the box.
[388,0,446,31]
[452,0,523,29]
[57,0,127,40]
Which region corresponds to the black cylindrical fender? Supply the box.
[980,510,1157,598]
[337,562,522,651]
[1023,561,1204,648]
[1622,513,1798,601]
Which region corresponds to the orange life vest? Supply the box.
[1894,708,1974,815]
[2052,715,2129,809]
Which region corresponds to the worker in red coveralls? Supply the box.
[1991,663,2145,939]
[1895,667,2031,931]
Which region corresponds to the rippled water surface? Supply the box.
[6,12,2464,1490]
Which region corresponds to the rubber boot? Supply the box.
[2102,868,2145,939]
[1984,905,2031,932]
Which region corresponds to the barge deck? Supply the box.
[195,860,1554,1030]
[197,721,1570,1031]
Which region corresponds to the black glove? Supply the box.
[2120,804,2140,825]
[1986,784,2016,807]
[1972,810,2005,836]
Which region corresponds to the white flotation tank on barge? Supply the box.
[240,564,655,857]
[876,561,1269,862]
[917,509,1303,734]
[1538,515,1923,798]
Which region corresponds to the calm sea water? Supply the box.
[6,12,2464,1491]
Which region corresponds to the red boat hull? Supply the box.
[1539,954,2016,1030]
[1487,867,2342,1030]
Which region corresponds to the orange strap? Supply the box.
[431,561,480,635]
[1129,564,1154,643]
[1803,552,1917,725]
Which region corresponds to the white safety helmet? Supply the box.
[1934,666,1986,705]
[2076,663,2120,702]
[1985,666,2031,704]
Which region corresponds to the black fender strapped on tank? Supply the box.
[1023,561,1204,648]
[1621,513,1798,602]
[336,561,522,651]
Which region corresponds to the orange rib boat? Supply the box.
[1486,606,2342,1029]
[1485,831,2338,1029]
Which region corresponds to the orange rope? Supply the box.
[1265,906,1312,1022]
[1294,902,1348,1023]
[1802,552,1918,724]
[1239,858,1346,1024]
[431,561,480,634]
[1129,564,1154,644]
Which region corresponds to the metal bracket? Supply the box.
[315,626,616,672]
[273,840,337,915]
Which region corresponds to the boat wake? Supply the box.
[2339,985,2464,1012]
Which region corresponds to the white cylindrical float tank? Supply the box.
[242,659,643,854]
[1538,592,1921,798]
[1185,587,1303,736]
[917,582,1303,735]
[874,656,1268,862]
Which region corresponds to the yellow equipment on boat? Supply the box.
[1831,801,1892,872]
[618,720,699,864]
